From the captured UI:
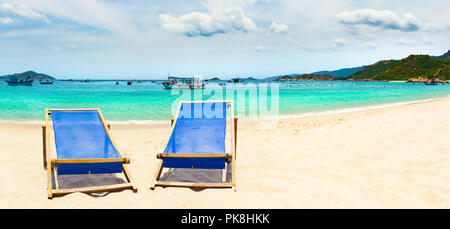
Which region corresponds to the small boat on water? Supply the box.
[127,80,132,85]
[425,78,438,86]
[6,77,33,86]
[424,77,440,86]
[39,79,54,84]
[162,76,204,89]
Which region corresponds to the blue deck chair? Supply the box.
[42,108,137,199]
[151,101,238,189]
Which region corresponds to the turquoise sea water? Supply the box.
[1,80,450,122]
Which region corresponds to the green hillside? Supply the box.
[347,54,450,81]
[347,60,399,80]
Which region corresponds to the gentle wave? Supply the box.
[0,96,447,125]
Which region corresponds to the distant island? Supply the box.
[274,49,450,83]
[0,71,55,81]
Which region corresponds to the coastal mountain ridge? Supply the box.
[313,66,366,78]
[346,60,400,80]
[435,50,450,60]
[274,49,450,82]
[265,66,364,81]
[347,54,450,81]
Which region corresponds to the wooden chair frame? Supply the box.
[43,108,137,199]
[151,100,238,190]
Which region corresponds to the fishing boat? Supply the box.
[39,79,54,84]
[425,78,438,85]
[127,80,132,85]
[162,76,204,89]
[6,77,33,86]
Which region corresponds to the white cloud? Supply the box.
[0,16,13,24]
[395,37,435,46]
[363,42,377,49]
[4,0,135,33]
[160,7,258,37]
[333,38,347,47]
[395,39,415,46]
[0,2,48,22]
[337,9,420,32]
[270,22,288,34]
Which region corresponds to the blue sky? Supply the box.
[0,0,449,79]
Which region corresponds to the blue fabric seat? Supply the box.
[51,110,123,175]
[162,102,228,169]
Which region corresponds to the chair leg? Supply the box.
[47,162,53,199]
[150,160,164,190]
[122,164,137,192]
[42,125,47,168]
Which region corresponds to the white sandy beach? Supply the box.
[0,97,449,208]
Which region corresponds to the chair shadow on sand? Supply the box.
[158,162,232,192]
[51,172,127,197]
